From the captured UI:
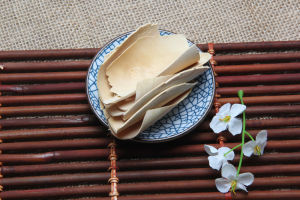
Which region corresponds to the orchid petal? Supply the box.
[230,104,246,118]
[226,151,235,161]
[238,172,254,186]
[218,147,235,161]
[260,142,267,155]
[210,116,228,134]
[256,130,267,144]
[222,164,237,180]
[215,178,231,193]
[228,117,242,135]
[204,145,218,156]
[236,183,248,192]
[208,156,223,170]
[221,160,229,168]
[217,103,231,116]
[243,141,256,157]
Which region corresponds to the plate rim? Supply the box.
[86,30,215,143]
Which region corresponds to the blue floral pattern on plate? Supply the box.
[86,30,215,142]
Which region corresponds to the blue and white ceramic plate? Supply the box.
[86,30,215,143]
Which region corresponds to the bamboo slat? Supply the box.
[0,185,110,199]
[242,105,300,115]
[0,172,110,186]
[195,117,300,131]
[0,126,105,140]
[0,71,87,83]
[0,60,90,72]
[214,52,300,64]
[0,138,110,151]
[197,40,300,52]
[215,62,300,74]
[187,128,300,143]
[0,104,91,116]
[0,115,97,128]
[0,149,109,163]
[0,48,98,61]
[1,161,110,175]
[210,105,300,115]
[216,84,300,95]
[0,93,87,105]
[218,95,300,104]
[0,82,85,94]
[216,73,300,85]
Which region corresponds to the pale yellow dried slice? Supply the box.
[114,52,211,116]
[106,34,191,97]
[110,88,193,139]
[108,82,196,135]
[102,51,211,119]
[106,75,172,117]
[137,52,211,101]
[97,24,159,106]
[199,52,212,66]
[105,96,137,117]
[131,51,211,103]
[158,44,200,75]
[135,75,173,101]
[106,107,124,117]
[121,63,209,120]
[114,75,172,112]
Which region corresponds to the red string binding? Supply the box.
[208,43,224,148]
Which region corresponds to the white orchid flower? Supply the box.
[210,103,246,135]
[244,130,267,157]
[215,164,254,194]
[204,145,235,170]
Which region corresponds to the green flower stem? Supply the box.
[245,131,255,141]
[236,90,246,177]
[224,143,242,157]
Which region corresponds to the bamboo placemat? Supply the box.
[0,41,300,200]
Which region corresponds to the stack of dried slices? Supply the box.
[97,24,211,139]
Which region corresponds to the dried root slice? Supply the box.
[199,52,212,66]
[122,63,208,120]
[108,82,196,139]
[105,54,211,119]
[106,34,194,97]
[106,75,172,117]
[97,24,160,107]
